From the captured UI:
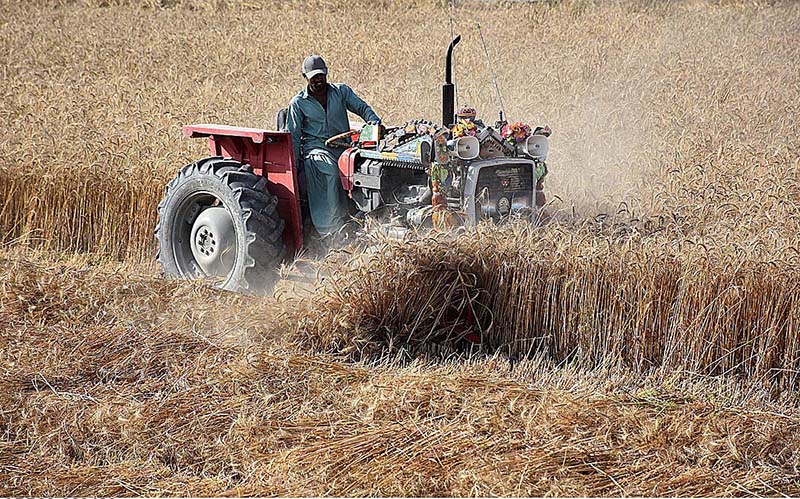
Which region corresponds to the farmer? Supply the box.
[286,55,382,238]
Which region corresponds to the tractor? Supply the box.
[155,36,551,292]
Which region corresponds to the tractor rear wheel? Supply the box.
[155,156,286,293]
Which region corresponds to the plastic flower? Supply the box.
[451,119,478,138]
[501,122,532,143]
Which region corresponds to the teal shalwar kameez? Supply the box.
[286,83,381,236]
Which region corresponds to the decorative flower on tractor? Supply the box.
[451,119,478,138]
[501,122,532,144]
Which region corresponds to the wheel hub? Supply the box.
[190,206,236,277]
[195,227,215,254]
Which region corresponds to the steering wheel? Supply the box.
[325,129,361,148]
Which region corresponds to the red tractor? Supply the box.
[156,37,550,292]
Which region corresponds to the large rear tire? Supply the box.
[155,156,286,293]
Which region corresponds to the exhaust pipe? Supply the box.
[442,35,461,128]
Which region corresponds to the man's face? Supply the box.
[307,73,327,94]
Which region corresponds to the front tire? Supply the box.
[155,156,286,293]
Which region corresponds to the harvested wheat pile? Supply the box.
[2,253,800,497]
[295,223,800,392]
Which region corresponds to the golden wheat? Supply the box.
[294,223,800,392]
[2,0,800,495]
[1,251,799,496]
[1,0,799,259]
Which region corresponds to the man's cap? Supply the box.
[302,55,328,78]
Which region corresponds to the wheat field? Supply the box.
[2,0,800,496]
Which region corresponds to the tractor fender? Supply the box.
[337,148,359,196]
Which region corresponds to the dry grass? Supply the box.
[2,0,800,495]
[2,252,800,496]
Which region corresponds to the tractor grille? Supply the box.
[475,163,534,220]
[380,159,427,171]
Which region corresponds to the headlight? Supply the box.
[447,136,480,160]
[519,135,549,160]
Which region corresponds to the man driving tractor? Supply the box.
[159,36,551,293]
[286,55,382,239]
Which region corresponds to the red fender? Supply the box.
[337,148,358,196]
[182,124,303,253]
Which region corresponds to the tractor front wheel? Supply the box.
[155,156,286,293]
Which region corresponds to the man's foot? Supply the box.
[301,219,328,259]
[317,219,361,251]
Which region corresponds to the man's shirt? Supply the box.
[286,83,380,171]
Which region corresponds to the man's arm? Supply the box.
[341,84,381,123]
[286,99,304,167]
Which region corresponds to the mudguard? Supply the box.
[337,147,359,196]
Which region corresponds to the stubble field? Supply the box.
[1,0,800,495]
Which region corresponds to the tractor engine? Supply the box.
[345,155,430,216]
[336,119,549,230]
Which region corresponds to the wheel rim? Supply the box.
[170,191,238,282]
[190,206,237,277]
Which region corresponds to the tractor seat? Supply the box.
[276,108,288,131]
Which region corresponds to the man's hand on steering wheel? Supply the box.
[365,120,387,138]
